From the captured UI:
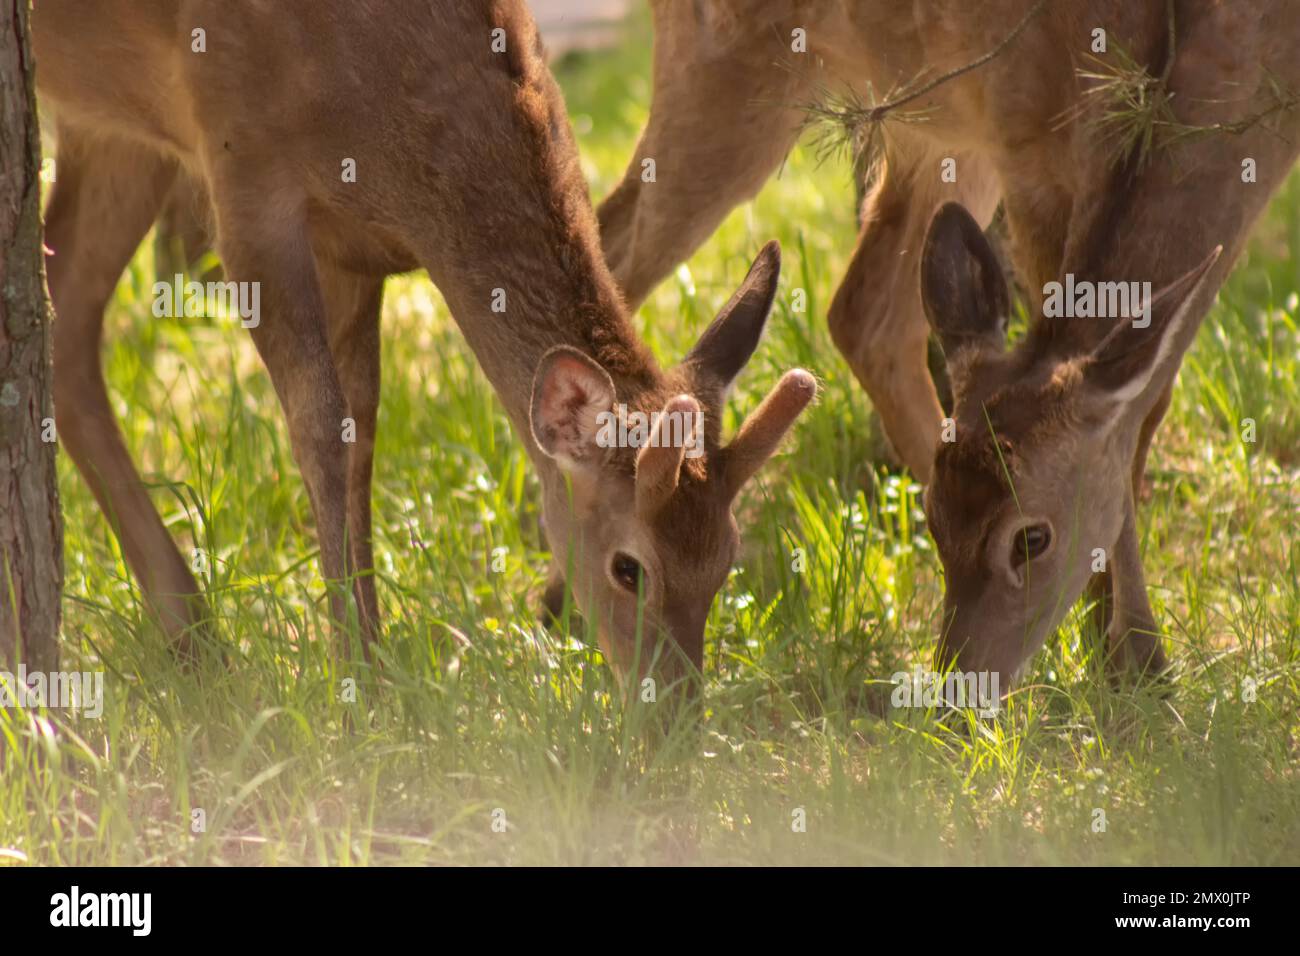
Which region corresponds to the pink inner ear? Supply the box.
[543,356,603,420]
[544,372,586,416]
[533,352,616,467]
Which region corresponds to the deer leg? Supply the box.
[210,195,357,657]
[45,130,207,650]
[828,143,1000,483]
[1108,381,1175,677]
[596,13,810,309]
[1084,379,1175,646]
[154,171,218,284]
[321,264,385,646]
[1104,489,1168,680]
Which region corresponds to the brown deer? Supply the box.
[597,0,1300,686]
[32,0,815,681]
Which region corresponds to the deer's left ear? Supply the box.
[530,346,617,473]
[1082,245,1223,414]
[684,240,781,395]
[921,202,1009,357]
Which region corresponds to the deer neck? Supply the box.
[438,246,662,437]
[404,8,666,466]
[415,170,665,469]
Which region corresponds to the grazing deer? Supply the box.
[32,0,815,680]
[598,0,1300,686]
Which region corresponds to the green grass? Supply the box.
[3,23,1299,866]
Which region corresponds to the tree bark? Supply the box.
[0,0,61,670]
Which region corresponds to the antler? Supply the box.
[723,369,818,499]
[635,394,700,518]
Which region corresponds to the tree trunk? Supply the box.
[0,0,61,670]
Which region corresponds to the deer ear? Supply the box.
[684,240,781,393]
[920,202,1009,357]
[530,346,617,472]
[1082,245,1223,413]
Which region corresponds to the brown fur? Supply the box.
[33,0,814,680]
[601,0,1300,687]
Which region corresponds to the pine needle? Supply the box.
[798,0,1053,181]
[1066,46,1180,171]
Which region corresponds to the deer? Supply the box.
[31,0,816,684]
[596,0,1300,688]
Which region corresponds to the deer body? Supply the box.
[34,0,814,676]
[599,0,1300,685]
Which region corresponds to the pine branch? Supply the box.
[798,0,1054,177]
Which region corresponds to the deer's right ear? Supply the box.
[530,346,617,472]
[920,202,1009,357]
[1081,244,1223,415]
[684,240,781,394]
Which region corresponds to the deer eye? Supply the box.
[1012,524,1052,566]
[610,552,644,593]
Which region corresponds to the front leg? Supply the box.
[1084,380,1176,642]
[322,265,386,648]
[1104,491,1168,681]
[597,2,811,309]
[212,193,359,658]
[828,139,1001,483]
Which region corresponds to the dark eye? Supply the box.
[611,552,644,593]
[1013,524,1052,566]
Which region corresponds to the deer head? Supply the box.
[919,203,1222,687]
[528,242,816,687]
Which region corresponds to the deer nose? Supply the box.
[664,608,706,672]
[934,604,967,672]
[937,618,1023,694]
